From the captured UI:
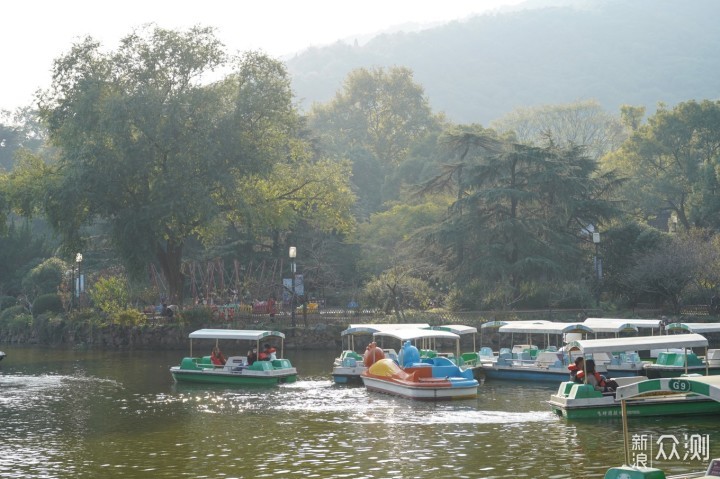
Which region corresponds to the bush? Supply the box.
[33,293,64,317]
[22,257,67,299]
[33,312,67,344]
[0,296,18,311]
[88,276,129,315]
[0,304,30,322]
[1,313,32,336]
[178,306,213,329]
[111,309,147,326]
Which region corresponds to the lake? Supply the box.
[0,345,718,478]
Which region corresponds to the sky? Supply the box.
[1,0,526,114]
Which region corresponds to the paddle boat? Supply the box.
[641,322,720,378]
[331,323,428,384]
[425,324,485,379]
[549,333,720,418]
[549,374,720,419]
[170,329,297,385]
[478,321,595,382]
[360,328,479,400]
[603,375,720,479]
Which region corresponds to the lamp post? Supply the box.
[592,233,601,306]
[75,253,83,306]
[289,246,296,330]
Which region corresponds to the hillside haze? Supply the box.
[286,0,720,124]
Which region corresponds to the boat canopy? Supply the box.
[615,375,720,402]
[666,322,720,334]
[341,323,430,336]
[582,318,640,334]
[373,327,462,358]
[189,329,285,341]
[429,325,478,335]
[373,328,460,342]
[584,317,662,331]
[566,333,708,355]
[498,321,593,335]
[480,320,549,330]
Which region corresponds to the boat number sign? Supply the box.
[668,379,691,392]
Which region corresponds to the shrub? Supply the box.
[1,313,32,336]
[178,306,213,329]
[0,296,18,311]
[111,309,147,326]
[33,312,67,344]
[33,293,64,317]
[0,304,30,322]
[88,276,129,315]
[22,257,68,299]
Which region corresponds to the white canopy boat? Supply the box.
[170,329,297,385]
[479,321,593,382]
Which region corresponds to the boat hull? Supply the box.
[331,365,366,384]
[481,365,570,382]
[361,375,478,401]
[549,379,720,419]
[644,365,720,379]
[170,366,297,385]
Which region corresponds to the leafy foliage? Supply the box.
[32,293,64,317]
[21,257,66,299]
[88,275,129,316]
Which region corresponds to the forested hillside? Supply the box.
[286,0,720,124]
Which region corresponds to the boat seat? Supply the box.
[224,356,246,371]
[479,347,494,358]
[568,384,603,399]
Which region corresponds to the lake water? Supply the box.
[1,346,718,478]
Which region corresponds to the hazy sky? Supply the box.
[1,0,526,113]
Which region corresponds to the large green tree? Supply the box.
[308,66,442,215]
[604,100,720,231]
[422,130,622,299]
[38,26,353,304]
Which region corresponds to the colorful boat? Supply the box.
[331,323,428,384]
[427,324,481,369]
[170,329,297,385]
[361,328,479,400]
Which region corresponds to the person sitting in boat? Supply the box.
[210,346,226,366]
[258,343,277,361]
[247,348,257,365]
[568,357,584,382]
[576,359,618,392]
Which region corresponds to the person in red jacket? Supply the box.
[568,356,584,382]
[210,346,226,366]
[576,359,618,392]
[258,343,277,361]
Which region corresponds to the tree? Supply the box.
[603,100,720,231]
[308,66,442,214]
[38,27,334,304]
[421,131,622,303]
[624,234,702,313]
[491,100,627,161]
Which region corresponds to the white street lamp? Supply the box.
[289,247,296,330]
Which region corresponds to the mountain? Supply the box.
[286,0,720,125]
